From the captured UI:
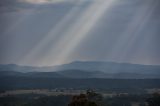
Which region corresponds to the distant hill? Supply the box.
[0,64,39,72]
[53,61,160,74]
[0,61,160,79]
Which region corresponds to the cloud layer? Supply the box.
[18,0,66,4]
[0,0,160,66]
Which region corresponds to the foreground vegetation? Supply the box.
[0,89,160,106]
[1,77,160,106]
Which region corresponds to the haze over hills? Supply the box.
[0,61,160,79]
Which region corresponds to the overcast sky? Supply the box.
[0,0,160,66]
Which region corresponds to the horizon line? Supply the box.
[1,60,160,67]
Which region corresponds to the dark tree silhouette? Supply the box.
[68,93,98,106]
[87,89,103,106]
[147,93,160,106]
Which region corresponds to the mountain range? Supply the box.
[0,61,160,79]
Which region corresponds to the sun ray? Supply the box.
[119,0,159,62]
[18,0,88,65]
[105,0,157,62]
[20,0,117,66]
[41,0,117,65]
[3,7,40,36]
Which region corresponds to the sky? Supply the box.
[0,0,160,66]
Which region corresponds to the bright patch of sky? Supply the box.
[18,0,67,4]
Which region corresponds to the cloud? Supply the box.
[0,0,75,13]
[18,0,66,4]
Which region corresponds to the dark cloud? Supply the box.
[0,0,18,6]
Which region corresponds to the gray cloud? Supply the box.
[0,0,160,66]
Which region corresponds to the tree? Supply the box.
[147,93,160,106]
[68,93,98,106]
[87,89,103,106]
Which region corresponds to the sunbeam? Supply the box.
[18,0,88,65]
[105,0,158,62]
[37,0,117,66]
[3,7,39,36]
[1,0,160,66]
[120,0,159,61]
[52,0,117,65]
[19,0,117,66]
